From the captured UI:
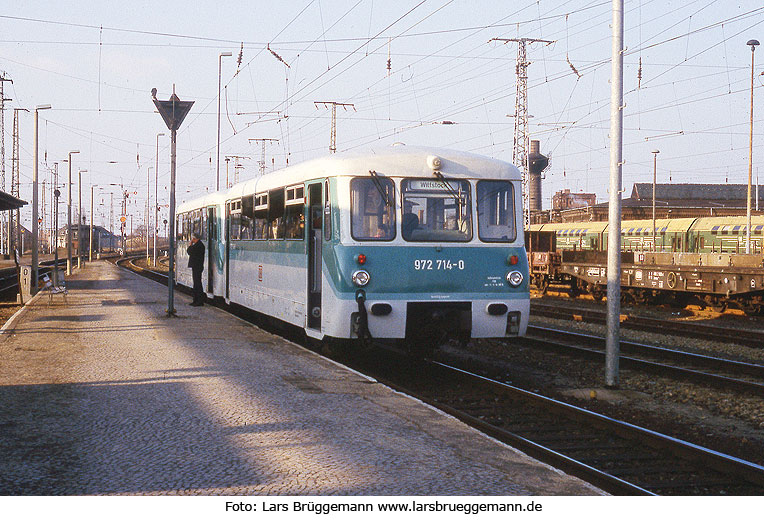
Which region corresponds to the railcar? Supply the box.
[176,146,529,351]
[689,216,764,253]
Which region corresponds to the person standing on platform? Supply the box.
[187,232,206,306]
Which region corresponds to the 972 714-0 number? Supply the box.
[413,259,465,270]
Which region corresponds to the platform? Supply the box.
[0,260,600,496]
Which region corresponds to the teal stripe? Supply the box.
[324,244,529,297]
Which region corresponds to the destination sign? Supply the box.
[408,179,463,191]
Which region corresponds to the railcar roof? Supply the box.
[537,221,608,233]
[177,191,226,214]
[692,215,764,231]
[180,146,518,211]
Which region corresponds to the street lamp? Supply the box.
[53,187,60,285]
[147,166,152,263]
[32,104,51,295]
[154,132,165,266]
[652,149,660,252]
[747,39,759,254]
[78,169,87,268]
[66,150,80,275]
[90,184,95,262]
[216,51,232,192]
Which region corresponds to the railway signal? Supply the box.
[152,86,194,316]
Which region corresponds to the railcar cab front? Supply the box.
[330,150,529,349]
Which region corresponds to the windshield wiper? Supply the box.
[432,170,464,207]
[369,170,392,207]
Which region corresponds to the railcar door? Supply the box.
[207,206,216,293]
[225,201,231,300]
[307,182,323,330]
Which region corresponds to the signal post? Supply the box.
[152,87,194,316]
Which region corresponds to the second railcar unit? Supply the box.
[175,146,530,351]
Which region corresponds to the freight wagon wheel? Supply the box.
[620,291,636,306]
[535,276,549,294]
[669,293,691,309]
[739,302,763,316]
[590,286,605,302]
[703,297,727,313]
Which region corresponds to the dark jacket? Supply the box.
[187,240,205,270]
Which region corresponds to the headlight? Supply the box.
[352,270,370,286]
[506,270,523,287]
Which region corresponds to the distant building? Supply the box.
[56,225,120,253]
[552,189,596,211]
[536,183,764,224]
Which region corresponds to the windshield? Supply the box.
[401,178,472,242]
[351,177,396,241]
[477,180,516,242]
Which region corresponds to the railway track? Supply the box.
[362,358,764,495]
[0,259,69,300]
[118,256,764,495]
[531,300,764,349]
[522,326,764,397]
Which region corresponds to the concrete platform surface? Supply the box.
[0,260,600,496]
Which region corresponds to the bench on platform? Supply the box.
[41,273,67,304]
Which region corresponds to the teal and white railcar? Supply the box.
[176,146,529,350]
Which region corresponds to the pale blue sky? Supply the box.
[1,0,763,230]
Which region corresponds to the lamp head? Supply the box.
[35,104,51,111]
[652,149,660,155]
[748,39,760,51]
[220,52,233,57]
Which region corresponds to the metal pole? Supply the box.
[119,184,127,255]
[225,156,230,189]
[216,52,232,192]
[605,0,624,388]
[67,157,72,274]
[78,169,84,268]
[147,166,152,263]
[32,105,51,293]
[66,150,79,275]
[168,127,177,315]
[110,192,114,246]
[154,132,164,267]
[652,150,659,251]
[32,109,39,293]
[747,40,759,254]
[54,188,59,285]
[89,185,94,262]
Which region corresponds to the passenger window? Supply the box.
[268,189,285,239]
[241,196,254,240]
[324,180,331,241]
[254,194,268,239]
[284,184,305,240]
[350,176,395,241]
[230,200,242,240]
[477,180,515,242]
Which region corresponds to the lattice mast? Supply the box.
[491,38,552,228]
[11,108,21,253]
[248,138,279,176]
[0,75,12,255]
[314,101,355,154]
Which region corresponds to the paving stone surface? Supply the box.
[0,261,600,496]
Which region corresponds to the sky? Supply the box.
[1,0,763,233]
